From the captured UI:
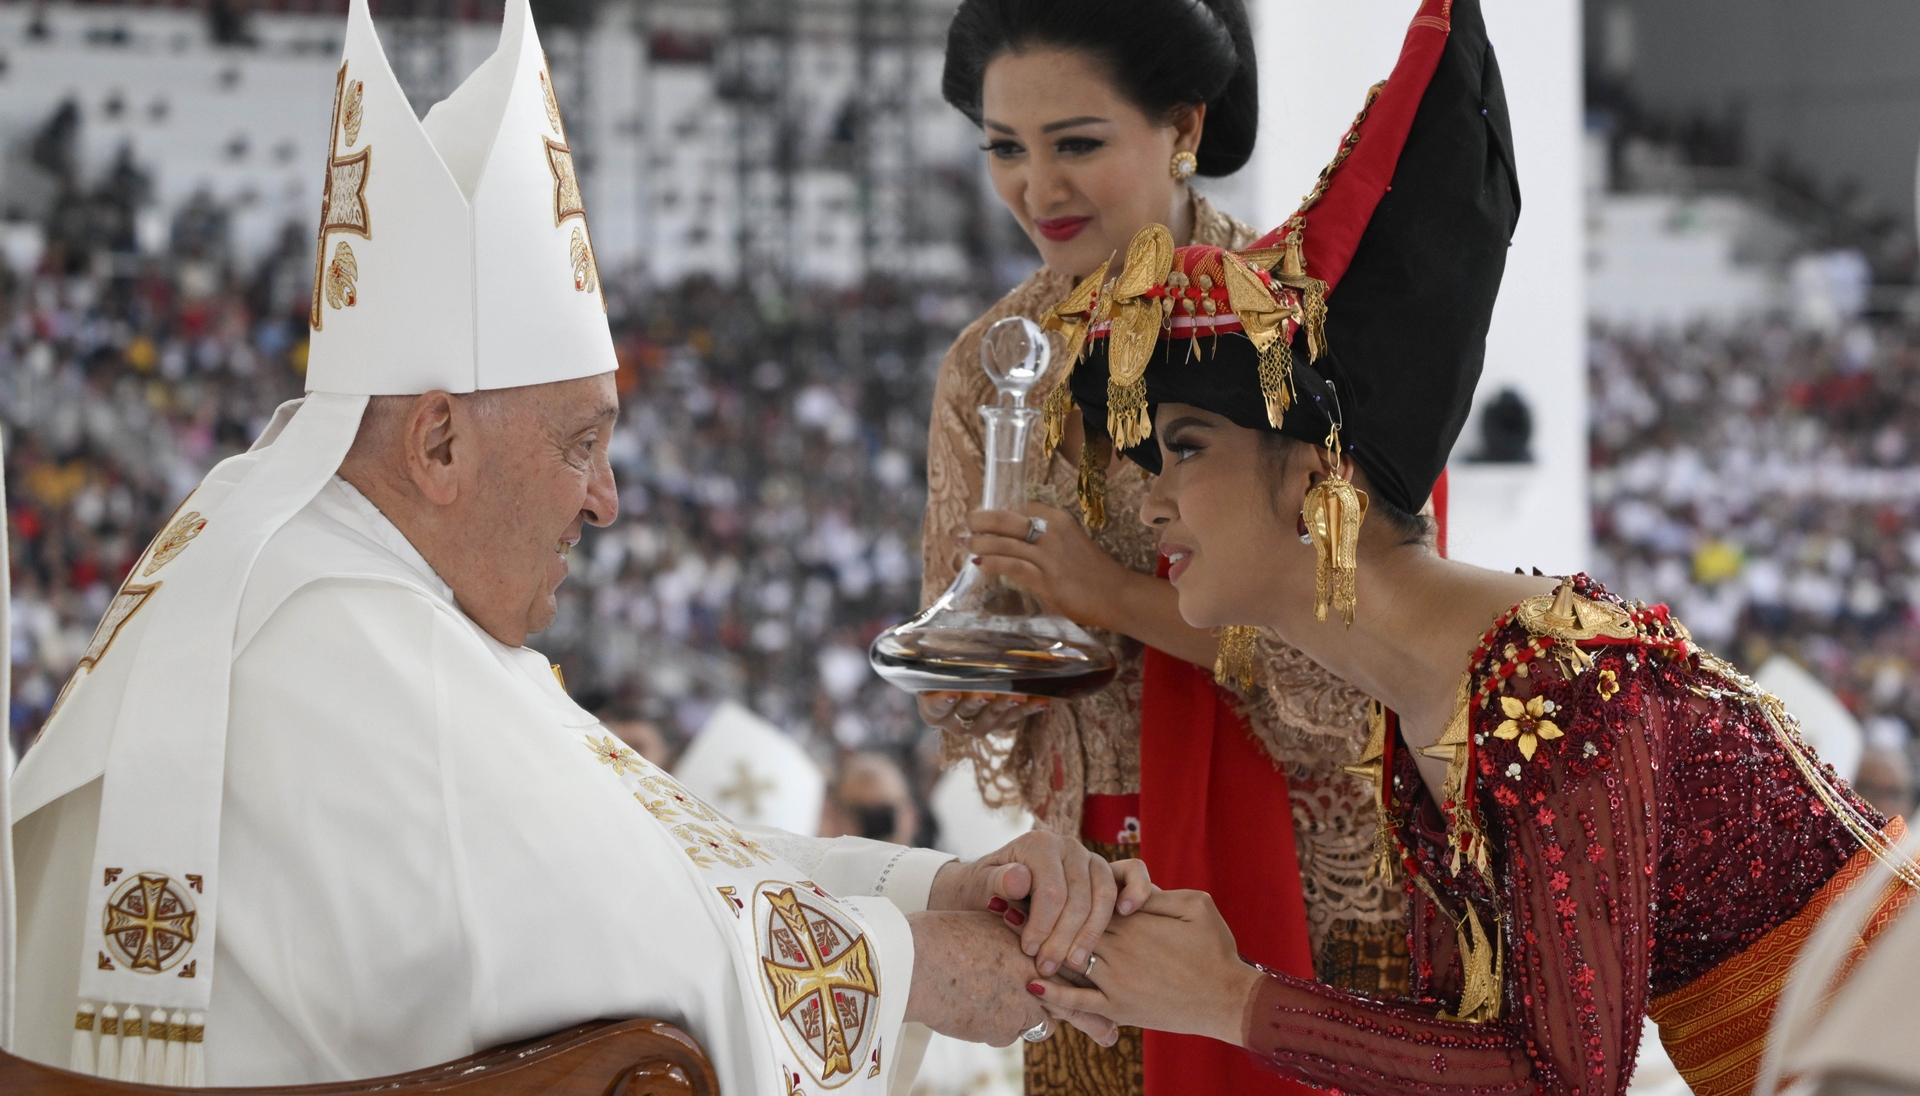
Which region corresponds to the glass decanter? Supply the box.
[869,317,1117,698]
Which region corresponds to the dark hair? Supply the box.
[1257,434,1436,549]
[942,0,1258,177]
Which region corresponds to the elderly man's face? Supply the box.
[339,372,621,648]
[456,374,621,644]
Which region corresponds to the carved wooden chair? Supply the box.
[0,1019,715,1096]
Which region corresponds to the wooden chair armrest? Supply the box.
[0,1018,714,1096]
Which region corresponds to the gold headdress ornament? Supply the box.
[1038,255,1109,460]
[1220,250,1297,429]
[1104,223,1177,451]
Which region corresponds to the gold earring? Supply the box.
[1214,625,1259,689]
[1170,150,1198,180]
[1302,429,1368,625]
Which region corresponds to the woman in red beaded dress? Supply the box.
[1020,3,1919,1095]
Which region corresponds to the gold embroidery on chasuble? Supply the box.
[674,822,776,870]
[582,732,888,1088]
[586,733,645,776]
[758,886,881,1085]
[310,61,373,330]
[78,584,159,672]
[100,872,198,974]
[143,511,207,576]
[48,503,214,720]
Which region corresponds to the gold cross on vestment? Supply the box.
[103,874,197,972]
[761,888,878,1079]
[718,760,775,816]
[310,61,372,330]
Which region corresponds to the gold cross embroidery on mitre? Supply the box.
[762,888,878,1079]
[310,60,372,330]
[540,72,601,308]
[103,873,197,973]
[544,137,586,226]
[718,760,776,816]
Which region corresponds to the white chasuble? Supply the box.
[12,476,951,1094]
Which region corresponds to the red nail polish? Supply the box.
[1027,982,1045,996]
[987,896,1009,913]
[1005,908,1026,926]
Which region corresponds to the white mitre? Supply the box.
[9,0,612,1063]
[676,702,827,836]
[305,0,613,392]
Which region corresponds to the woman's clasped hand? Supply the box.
[1010,885,1264,1048]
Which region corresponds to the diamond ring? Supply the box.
[1022,1021,1052,1043]
[1025,516,1048,544]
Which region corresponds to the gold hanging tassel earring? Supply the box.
[1213,625,1259,689]
[1302,429,1367,624]
[1076,434,1110,529]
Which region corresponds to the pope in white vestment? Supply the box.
[5,0,1138,1088]
[15,472,950,1090]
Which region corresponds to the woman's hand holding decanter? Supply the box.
[1027,888,1264,1046]
[963,502,1139,631]
[965,502,1221,668]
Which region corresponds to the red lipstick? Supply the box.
[1035,215,1092,242]
[1160,541,1195,583]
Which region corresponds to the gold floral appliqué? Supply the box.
[570,226,599,295]
[585,734,644,776]
[1493,694,1562,761]
[342,79,364,146]
[325,242,359,311]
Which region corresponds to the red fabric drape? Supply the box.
[1136,560,1319,1096]
[1433,467,1449,558]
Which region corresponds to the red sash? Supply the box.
[1135,562,1319,1095]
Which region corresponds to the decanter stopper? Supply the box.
[979,316,1049,408]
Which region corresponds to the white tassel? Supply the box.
[117,1008,146,1082]
[143,1008,169,1083]
[164,1010,188,1085]
[70,1002,98,1075]
[186,1012,207,1087]
[96,1005,122,1081]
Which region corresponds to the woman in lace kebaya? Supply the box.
[1022,4,1918,1096]
[924,2,1405,1093]
[921,4,1405,1090]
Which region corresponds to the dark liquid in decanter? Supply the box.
[868,629,1118,697]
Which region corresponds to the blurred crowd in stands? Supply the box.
[2,162,986,844]
[10,173,1920,833]
[1588,319,1920,815]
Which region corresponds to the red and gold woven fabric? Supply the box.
[1649,816,1914,1096]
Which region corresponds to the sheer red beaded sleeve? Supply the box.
[1239,704,1659,1096]
[1238,575,1882,1096]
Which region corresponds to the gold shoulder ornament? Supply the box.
[1514,577,1637,677]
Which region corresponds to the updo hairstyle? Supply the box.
[941,0,1259,177]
